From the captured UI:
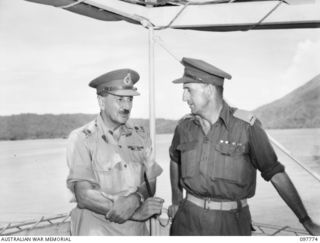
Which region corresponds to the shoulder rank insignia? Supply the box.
[233,109,256,126]
[82,128,92,137]
[81,120,96,137]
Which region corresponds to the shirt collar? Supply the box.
[219,101,230,130]
[96,113,132,139]
[192,101,230,130]
[119,121,133,136]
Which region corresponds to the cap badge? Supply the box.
[123,73,132,86]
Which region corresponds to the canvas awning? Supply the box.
[25,0,320,31]
[20,1,320,235]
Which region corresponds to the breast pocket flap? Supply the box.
[177,140,198,152]
[215,143,236,156]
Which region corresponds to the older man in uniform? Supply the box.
[168,57,320,236]
[66,69,163,236]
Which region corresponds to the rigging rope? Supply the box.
[155,2,190,30]
[153,35,182,62]
[268,134,320,183]
[57,0,87,9]
[245,0,285,31]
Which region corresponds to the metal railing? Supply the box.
[0,211,309,236]
[0,214,70,236]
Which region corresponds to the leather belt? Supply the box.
[186,193,247,211]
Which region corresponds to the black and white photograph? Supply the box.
[0,0,320,238]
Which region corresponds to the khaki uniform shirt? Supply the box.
[66,114,162,235]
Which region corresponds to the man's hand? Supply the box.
[168,204,179,219]
[106,193,140,224]
[303,218,320,235]
[132,197,164,221]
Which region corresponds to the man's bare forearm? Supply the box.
[170,160,183,204]
[74,181,113,215]
[271,172,320,235]
[271,172,309,221]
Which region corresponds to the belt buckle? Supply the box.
[204,198,211,210]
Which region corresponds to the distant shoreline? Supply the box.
[0,114,178,141]
[1,112,319,141]
[0,127,319,142]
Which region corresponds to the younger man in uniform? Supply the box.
[168,57,320,236]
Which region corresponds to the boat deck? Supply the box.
[0,213,309,236]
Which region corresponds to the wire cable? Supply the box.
[57,0,87,9]
[155,2,190,30]
[245,0,285,31]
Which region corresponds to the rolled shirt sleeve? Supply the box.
[169,126,181,163]
[66,130,98,193]
[145,162,163,181]
[249,119,285,181]
[139,132,163,180]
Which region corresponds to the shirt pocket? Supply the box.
[177,140,199,178]
[126,145,146,164]
[93,152,130,193]
[94,151,122,172]
[212,143,250,186]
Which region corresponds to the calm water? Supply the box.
[0,129,319,229]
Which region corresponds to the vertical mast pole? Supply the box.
[148,24,159,236]
[148,26,156,167]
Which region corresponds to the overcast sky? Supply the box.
[0,0,319,119]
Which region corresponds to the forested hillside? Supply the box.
[254,74,320,129]
[1,75,319,140]
[0,114,177,140]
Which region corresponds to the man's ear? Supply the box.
[205,84,215,97]
[97,95,105,110]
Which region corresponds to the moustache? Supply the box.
[119,109,130,115]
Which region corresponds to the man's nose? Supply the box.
[122,100,132,110]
